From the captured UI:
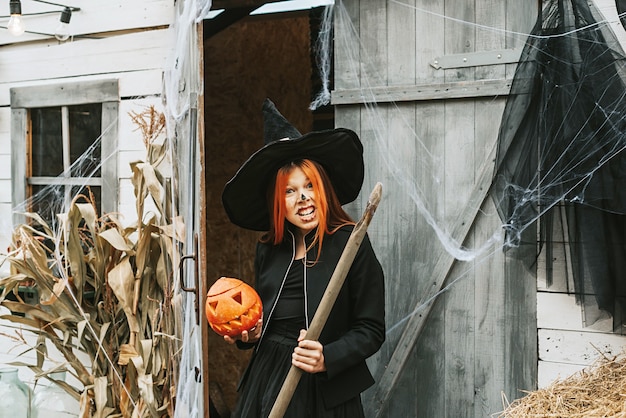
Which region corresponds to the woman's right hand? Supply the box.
[223,317,263,344]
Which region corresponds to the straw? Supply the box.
[498,353,626,418]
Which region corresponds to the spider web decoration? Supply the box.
[492,0,626,330]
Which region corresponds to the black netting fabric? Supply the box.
[492,0,626,330]
[618,0,626,27]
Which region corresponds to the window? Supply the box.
[10,80,119,227]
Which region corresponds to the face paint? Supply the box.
[285,167,318,235]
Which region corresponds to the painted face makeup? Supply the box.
[285,167,319,235]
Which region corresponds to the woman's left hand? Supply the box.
[292,329,326,373]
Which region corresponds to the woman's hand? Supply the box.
[292,329,326,373]
[223,317,263,345]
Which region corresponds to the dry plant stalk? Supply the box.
[498,353,626,418]
[0,106,183,417]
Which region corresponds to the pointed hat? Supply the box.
[221,98,364,231]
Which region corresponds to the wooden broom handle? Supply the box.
[268,182,383,418]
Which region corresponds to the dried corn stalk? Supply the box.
[0,106,183,417]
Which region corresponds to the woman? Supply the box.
[221,99,385,418]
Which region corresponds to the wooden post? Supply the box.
[268,182,383,418]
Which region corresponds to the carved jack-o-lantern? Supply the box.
[205,277,263,337]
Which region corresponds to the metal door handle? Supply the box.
[180,233,200,325]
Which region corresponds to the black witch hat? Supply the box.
[221,98,364,231]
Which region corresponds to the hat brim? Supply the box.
[222,128,364,231]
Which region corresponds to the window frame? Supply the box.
[10,79,119,226]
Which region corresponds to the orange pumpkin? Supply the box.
[205,277,263,337]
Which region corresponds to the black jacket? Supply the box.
[239,225,385,409]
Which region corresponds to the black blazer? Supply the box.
[239,225,385,408]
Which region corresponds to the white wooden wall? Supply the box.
[536,0,626,388]
[0,0,175,389]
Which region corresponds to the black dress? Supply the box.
[232,260,365,418]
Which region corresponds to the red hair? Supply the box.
[263,159,354,261]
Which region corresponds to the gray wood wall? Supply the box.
[333,1,538,416]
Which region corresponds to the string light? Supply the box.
[2,0,80,40]
[54,7,71,41]
[8,0,25,37]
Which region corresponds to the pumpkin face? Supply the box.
[205,277,263,337]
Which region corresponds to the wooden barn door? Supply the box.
[333,0,538,416]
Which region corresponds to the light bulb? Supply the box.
[54,7,72,41]
[8,14,25,36]
[54,21,69,41]
[8,0,24,37]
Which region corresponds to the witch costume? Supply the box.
[221,99,385,418]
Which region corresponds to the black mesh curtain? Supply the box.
[492,0,626,330]
[618,0,626,27]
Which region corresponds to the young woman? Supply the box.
[221,99,385,418]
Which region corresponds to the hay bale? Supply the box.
[498,355,626,417]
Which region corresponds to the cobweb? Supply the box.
[491,0,626,330]
[0,1,213,417]
[0,107,164,406]
[319,0,626,338]
[1,0,625,415]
